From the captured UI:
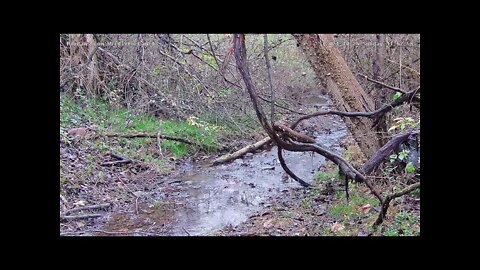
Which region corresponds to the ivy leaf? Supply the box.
[398,150,409,161]
[405,162,415,173]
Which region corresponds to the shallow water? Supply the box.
[102,95,348,236]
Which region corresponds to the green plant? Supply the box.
[392,92,402,101]
[388,117,420,132]
[384,227,399,236]
[405,162,415,173]
[329,184,378,221]
[383,211,419,236]
[218,88,232,97]
[301,198,313,208]
[315,167,339,183]
[397,150,410,161]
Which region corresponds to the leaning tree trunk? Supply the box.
[293,34,381,159]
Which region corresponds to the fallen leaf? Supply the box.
[359,204,371,214]
[68,127,88,138]
[330,222,345,233]
[73,200,87,206]
[263,219,274,228]
[75,221,85,228]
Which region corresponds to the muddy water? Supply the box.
[102,95,348,236]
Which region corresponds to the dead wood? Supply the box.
[62,203,111,216]
[361,130,417,175]
[212,136,271,165]
[60,213,103,222]
[104,133,196,145]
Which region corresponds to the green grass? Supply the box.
[315,167,340,183]
[199,111,260,137]
[329,184,378,221]
[60,94,220,158]
[384,211,419,236]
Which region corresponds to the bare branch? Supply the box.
[290,88,420,130]
[62,203,111,216]
[357,73,408,94]
[277,147,310,187]
[263,34,276,127]
[374,183,420,226]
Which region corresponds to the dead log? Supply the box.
[212,136,271,165]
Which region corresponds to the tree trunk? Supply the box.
[68,34,99,96]
[372,34,388,145]
[293,34,380,158]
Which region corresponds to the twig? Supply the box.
[157,48,213,97]
[386,58,420,75]
[135,197,139,215]
[60,214,103,222]
[263,34,275,127]
[207,34,222,73]
[101,159,132,166]
[374,183,420,226]
[258,95,306,115]
[60,194,68,205]
[357,73,408,94]
[62,203,111,216]
[104,133,196,145]
[183,227,191,236]
[60,229,160,236]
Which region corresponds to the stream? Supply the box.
[101,95,349,236]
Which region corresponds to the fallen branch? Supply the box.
[62,203,111,216]
[101,159,132,166]
[60,214,103,222]
[60,229,160,236]
[101,152,133,166]
[374,183,420,226]
[104,133,196,145]
[212,136,271,165]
